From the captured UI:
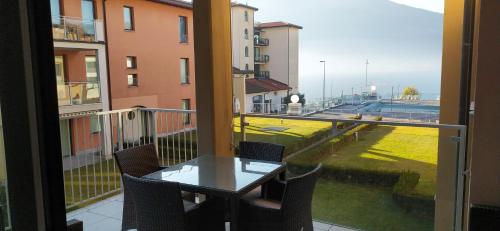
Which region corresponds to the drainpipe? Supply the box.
[102,0,112,110]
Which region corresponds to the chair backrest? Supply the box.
[114,144,161,177]
[281,164,322,217]
[239,141,285,162]
[122,174,187,231]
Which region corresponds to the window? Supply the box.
[181,99,191,124]
[180,58,189,84]
[90,115,101,133]
[81,0,96,35]
[245,64,249,71]
[244,11,248,22]
[85,56,98,83]
[123,6,134,31]
[244,28,249,40]
[50,0,61,24]
[245,46,249,57]
[179,16,188,43]
[127,74,138,86]
[126,56,137,69]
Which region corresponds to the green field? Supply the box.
[313,179,434,231]
[234,117,333,155]
[288,125,439,230]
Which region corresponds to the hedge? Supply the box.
[287,124,435,215]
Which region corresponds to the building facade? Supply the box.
[231,3,302,114]
[51,0,110,157]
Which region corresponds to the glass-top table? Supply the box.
[143,154,287,231]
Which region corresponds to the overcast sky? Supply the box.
[243,0,444,100]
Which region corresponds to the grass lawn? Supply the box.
[291,125,438,198]
[234,117,332,155]
[313,179,434,231]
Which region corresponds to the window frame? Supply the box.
[244,28,249,40]
[123,6,135,31]
[179,16,188,43]
[126,56,137,69]
[180,58,190,84]
[245,46,249,57]
[244,11,248,22]
[181,99,191,124]
[127,74,138,87]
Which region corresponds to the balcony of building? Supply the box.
[254,54,270,64]
[52,16,105,43]
[255,70,270,79]
[57,81,102,114]
[254,37,269,46]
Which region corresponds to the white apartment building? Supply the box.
[231,3,302,114]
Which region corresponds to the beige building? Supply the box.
[231,3,302,114]
[255,22,302,94]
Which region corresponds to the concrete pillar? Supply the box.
[193,0,234,156]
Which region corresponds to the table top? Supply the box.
[143,155,286,196]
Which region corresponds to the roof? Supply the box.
[148,0,192,9]
[256,21,303,30]
[246,78,291,94]
[232,67,254,75]
[231,2,259,11]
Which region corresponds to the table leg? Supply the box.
[229,196,239,231]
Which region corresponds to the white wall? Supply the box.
[231,6,255,73]
[245,90,288,113]
[260,27,300,93]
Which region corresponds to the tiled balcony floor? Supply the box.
[67,194,357,231]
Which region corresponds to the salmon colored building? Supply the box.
[50,0,196,158]
[105,0,196,111]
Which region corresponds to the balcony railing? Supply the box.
[57,82,101,107]
[254,37,269,46]
[254,55,270,63]
[255,71,270,79]
[236,114,467,231]
[61,108,198,209]
[52,16,105,42]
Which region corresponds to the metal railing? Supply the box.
[249,103,288,114]
[255,55,270,63]
[57,81,101,107]
[238,113,467,231]
[254,37,269,46]
[61,108,197,209]
[255,71,270,78]
[52,16,105,42]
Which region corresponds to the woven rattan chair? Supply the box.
[239,141,285,199]
[114,144,194,230]
[238,164,322,231]
[122,174,203,231]
[239,141,285,162]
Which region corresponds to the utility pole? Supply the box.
[320,60,326,109]
[351,87,354,105]
[365,60,369,89]
[391,86,394,112]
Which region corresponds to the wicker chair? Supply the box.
[238,164,322,231]
[239,141,285,199]
[122,174,206,231]
[239,141,285,162]
[114,144,194,230]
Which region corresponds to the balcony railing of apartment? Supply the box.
[236,113,467,231]
[61,108,197,210]
[255,71,270,79]
[57,81,101,107]
[254,55,270,63]
[254,37,269,46]
[52,16,105,42]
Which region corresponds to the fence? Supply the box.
[239,113,467,231]
[61,108,197,210]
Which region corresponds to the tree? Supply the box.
[401,86,420,100]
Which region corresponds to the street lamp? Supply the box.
[320,60,326,109]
